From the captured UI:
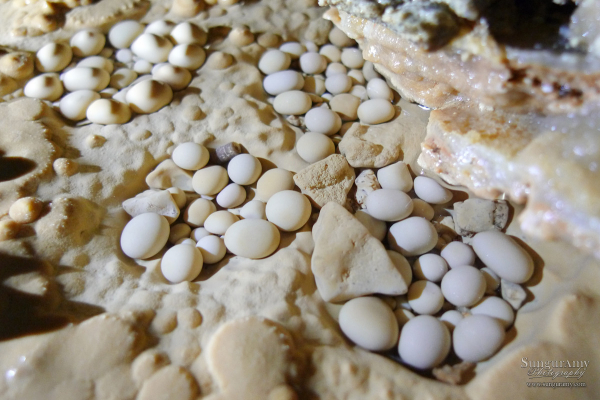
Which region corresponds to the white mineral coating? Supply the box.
[388,217,438,256]
[110,68,138,89]
[296,132,335,164]
[70,29,106,57]
[414,176,453,204]
[340,47,364,69]
[413,254,448,282]
[184,198,216,227]
[204,211,239,235]
[62,67,110,92]
[363,60,382,81]
[453,315,506,362]
[192,165,229,196]
[407,280,444,315]
[439,310,463,331]
[125,79,173,114]
[440,241,476,268]
[339,297,399,351]
[258,49,291,75]
[279,42,306,59]
[168,44,206,70]
[224,219,281,259]
[472,230,534,284]
[120,212,170,259]
[398,315,451,369]
[387,250,413,288]
[131,33,174,64]
[86,99,132,124]
[365,189,413,222]
[354,209,386,241]
[357,98,395,125]
[366,78,393,101]
[59,90,101,121]
[196,235,226,264]
[240,200,266,220]
[152,64,192,91]
[77,56,114,73]
[170,22,207,45]
[172,142,209,170]
[227,154,262,185]
[319,44,341,62]
[168,222,192,244]
[24,73,63,101]
[299,52,327,74]
[441,265,486,307]
[410,199,435,220]
[108,20,145,49]
[471,296,515,329]
[161,244,203,283]
[190,227,210,241]
[265,190,311,232]
[216,183,246,209]
[377,161,412,192]
[273,90,312,115]
[304,107,342,136]
[256,168,295,202]
[263,70,305,96]
[144,20,175,36]
[35,42,72,72]
[324,74,352,95]
[325,62,347,77]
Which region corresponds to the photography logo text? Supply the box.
[522,357,588,388]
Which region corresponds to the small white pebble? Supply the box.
[53,158,78,176]
[325,62,347,77]
[273,90,312,115]
[9,197,43,224]
[377,161,413,192]
[340,48,364,69]
[115,49,134,63]
[78,56,114,73]
[177,238,196,245]
[410,199,434,220]
[152,64,191,91]
[440,241,476,268]
[303,76,326,95]
[339,296,399,351]
[407,280,444,315]
[192,165,229,195]
[59,90,100,121]
[388,217,438,256]
[349,85,367,99]
[329,93,360,121]
[398,315,450,369]
[471,296,514,329]
[62,67,110,92]
[387,250,413,287]
[35,43,72,72]
[190,227,210,241]
[304,107,341,135]
[354,210,386,241]
[161,244,203,283]
[86,99,131,124]
[395,308,415,326]
[319,44,341,62]
[133,60,153,74]
[296,132,335,164]
[170,22,207,45]
[304,41,318,53]
[196,235,226,264]
[168,44,206,69]
[347,69,365,85]
[70,29,105,57]
[263,70,304,96]
[279,42,306,59]
[357,98,395,124]
[265,190,311,231]
[216,183,246,209]
[453,315,505,362]
[145,20,175,36]
[108,20,144,49]
[172,142,209,170]
[24,73,63,101]
[366,78,393,101]
[363,60,382,81]
[169,222,192,244]
[481,267,500,294]
[240,200,266,220]
[227,154,262,185]
[413,254,448,282]
[204,210,239,235]
[258,49,291,75]
[299,52,327,74]
[126,79,173,114]
[472,231,534,284]
[131,33,174,64]
[441,265,486,307]
[256,168,295,202]
[120,213,170,259]
[228,25,254,47]
[325,74,352,95]
[328,27,355,48]
[224,219,280,259]
[440,310,463,331]
[414,176,453,204]
[110,68,138,89]
[365,189,413,222]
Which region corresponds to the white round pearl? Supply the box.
[398,315,450,369]
[24,73,63,101]
[441,265,486,307]
[339,297,399,351]
[240,200,266,220]
[131,33,174,64]
[273,90,312,115]
[279,42,306,59]
[453,315,505,362]
[470,296,514,329]
[266,190,311,231]
[319,44,341,62]
[190,227,211,241]
[224,219,280,259]
[70,29,105,57]
[365,189,413,222]
[340,48,364,69]
[388,217,438,256]
[108,20,144,49]
[299,52,327,74]
[263,70,304,96]
[172,142,209,170]
[35,42,72,72]
[125,79,173,114]
[86,99,131,125]
[413,254,448,282]
[256,168,295,202]
[161,244,203,283]
[227,154,262,185]
[366,78,393,100]
[258,50,291,75]
[170,22,207,45]
[357,98,395,125]
[62,67,110,92]
[168,44,206,70]
[325,62,347,77]
[204,211,239,235]
[184,198,216,227]
[192,165,229,195]
[152,64,191,91]
[216,183,246,209]
[196,235,226,264]
[414,176,453,204]
[407,280,444,315]
[325,74,353,94]
[441,241,476,268]
[439,309,463,331]
[296,132,335,164]
[120,213,169,259]
[144,20,175,36]
[59,90,100,121]
[304,107,342,136]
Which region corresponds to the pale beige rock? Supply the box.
[53,158,79,176]
[131,350,170,386]
[137,365,199,400]
[454,199,510,237]
[338,122,402,168]
[122,189,180,222]
[293,154,355,209]
[311,202,409,302]
[354,169,380,209]
[8,196,44,223]
[206,317,299,399]
[146,159,194,192]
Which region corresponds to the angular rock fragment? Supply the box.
[293,154,355,209]
[311,202,409,302]
[501,279,527,310]
[122,189,180,222]
[354,169,380,209]
[454,199,509,237]
[146,159,193,191]
[338,122,402,168]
